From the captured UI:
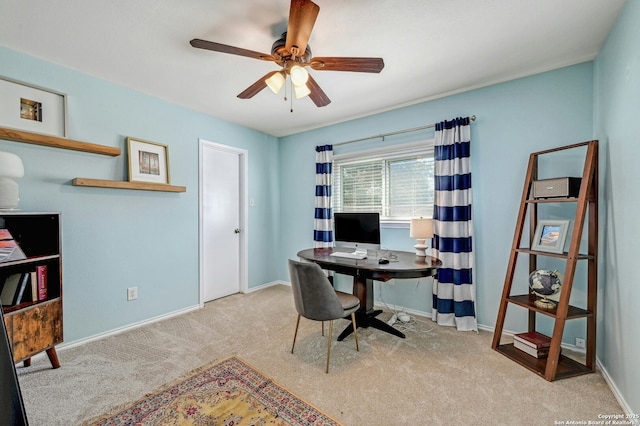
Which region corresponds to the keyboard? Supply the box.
[329,251,367,260]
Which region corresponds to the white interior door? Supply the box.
[200,140,247,302]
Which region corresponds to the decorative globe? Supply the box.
[528,269,562,302]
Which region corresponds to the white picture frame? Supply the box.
[127,137,170,184]
[0,76,67,137]
[531,219,570,254]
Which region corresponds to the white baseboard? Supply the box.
[55,304,201,353]
[246,280,288,293]
[597,359,638,421]
[373,300,431,319]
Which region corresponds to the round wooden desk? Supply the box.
[296,248,442,339]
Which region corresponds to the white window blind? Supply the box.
[333,141,434,222]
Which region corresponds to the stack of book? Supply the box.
[513,331,552,358]
[0,229,27,263]
[0,229,48,307]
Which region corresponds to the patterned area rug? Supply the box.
[85,356,341,426]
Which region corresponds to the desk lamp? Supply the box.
[410,217,433,257]
[0,151,25,210]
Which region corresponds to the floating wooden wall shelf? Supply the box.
[0,126,120,156]
[72,178,186,193]
[1,126,186,192]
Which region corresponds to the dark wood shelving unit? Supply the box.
[1,212,63,369]
[492,140,598,381]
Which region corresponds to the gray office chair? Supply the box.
[288,259,360,373]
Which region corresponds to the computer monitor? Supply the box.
[333,212,381,252]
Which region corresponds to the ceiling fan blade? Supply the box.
[306,74,331,107]
[237,71,281,99]
[310,57,385,73]
[190,39,276,62]
[285,0,320,57]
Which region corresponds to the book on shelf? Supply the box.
[514,339,551,358]
[30,271,38,302]
[513,331,553,359]
[513,331,551,348]
[13,273,29,305]
[1,274,21,305]
[1,273,29,306]
[36,265,47,301]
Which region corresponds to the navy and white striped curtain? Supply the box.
[313,145,333,247]
[432,117,477,331]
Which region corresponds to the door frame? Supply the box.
[198,138,249,306]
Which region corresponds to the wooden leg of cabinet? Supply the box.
[23,358,31,367]
[46,347,60,369]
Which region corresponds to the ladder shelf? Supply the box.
[491,140,598,381]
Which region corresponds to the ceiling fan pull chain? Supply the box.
[284,75,288,102]
[290,78,294,113]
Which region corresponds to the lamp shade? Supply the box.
[265,71,285,94]
[410,218,433,239]
[290,65,309,86]
[0,151,24,209]
[0,152,24,178]
[293,83,311,99]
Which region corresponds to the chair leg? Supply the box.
[291,314,301,354]
[321,321,324,336]
[351,312,360,352]
[326,320,333,373]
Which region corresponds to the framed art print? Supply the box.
[531,219,570,254]
[0,76,67,137]
[127,137,170,184]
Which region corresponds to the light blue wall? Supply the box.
[594,0,640,414]
[0,46,280,342]
[279,63,594,335]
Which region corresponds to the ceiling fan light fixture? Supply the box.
[293,82,311,99]
[265,71,286,94]
[289,65,309,86]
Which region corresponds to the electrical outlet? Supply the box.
[575,337,585,349]
[127,287,138,301]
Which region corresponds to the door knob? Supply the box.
[234,228,241,234]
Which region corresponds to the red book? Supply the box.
[36,265,47,301]
[513,331,551,349]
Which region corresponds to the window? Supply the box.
[333,141,434,223]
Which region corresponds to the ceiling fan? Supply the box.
[190,0,384,107]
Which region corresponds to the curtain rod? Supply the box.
[334,115,476,147]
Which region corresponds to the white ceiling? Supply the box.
[0,0,627,137]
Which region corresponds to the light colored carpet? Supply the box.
[17,284,621,425]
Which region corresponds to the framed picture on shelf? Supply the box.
[0,76,67,137]
[531,219,570,254]
[127,137,170,184]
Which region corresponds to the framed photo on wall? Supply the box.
[127,137,170,184]
[0,76,67,137]
[531,219,570,254]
